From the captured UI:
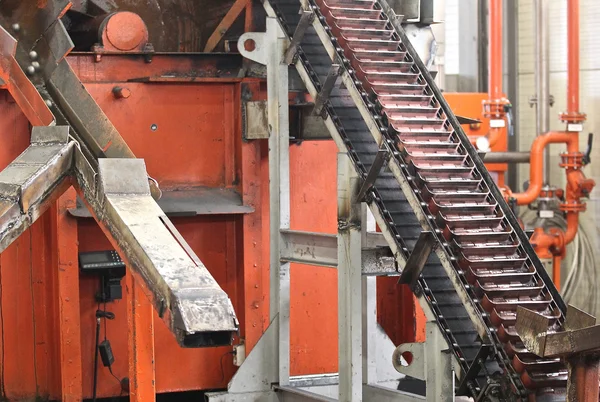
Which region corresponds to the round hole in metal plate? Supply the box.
[401,351,413,366]
[244,39,256,52]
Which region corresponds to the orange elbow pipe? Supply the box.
[508,132,575,205]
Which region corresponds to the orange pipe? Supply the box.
[567,0,580,116]
[563,211,579,245]
[506,131,575,205]
[489,0,503,101]
[473,0,506,150]
[553,254,562,291]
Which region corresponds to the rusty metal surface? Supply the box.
[0,126,74,252]
[69,187,254,218]
[67,0,248,52]
[516,305,600,358]
[516,306,600,401]
[73,156,238,346]
[0,25,55,125]
[0,0,240,348]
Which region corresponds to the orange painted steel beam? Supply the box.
[127,271,156,402]
[53,188,84,402]
[239,111,265,351]
[204,0,251,53]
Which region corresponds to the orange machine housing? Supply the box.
[0,53,422,400]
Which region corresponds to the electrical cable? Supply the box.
[219,351,235,384]
[92,314,101,402]
[92,303,119,401]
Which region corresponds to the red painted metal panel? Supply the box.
[0,57,419,400]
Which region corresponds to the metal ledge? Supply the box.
[0,126,74,252]
[68,186,254,218]
[280,229,397,275]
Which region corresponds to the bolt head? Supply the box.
[29,51,38,60]
[11,23,20,32]
[25,65,35,75]
[45,99,53,107]
[31,61,40,70]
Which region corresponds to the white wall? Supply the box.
[517,0,600,313]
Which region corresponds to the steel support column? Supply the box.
[238,16,291,387]
[267,16,292,387]
[337,153,363,402]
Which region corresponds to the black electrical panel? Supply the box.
[79,251,126,302]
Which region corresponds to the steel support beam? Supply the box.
[239,16,291,386]
[279,229,395,275]
[337,153,363,402]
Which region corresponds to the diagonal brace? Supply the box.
[313,64,341,117]
[398,231,437,290]
[283,10,314,64]
[356,147,391,202]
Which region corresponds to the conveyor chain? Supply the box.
[263,0,569,399]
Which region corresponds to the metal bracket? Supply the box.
[356,148,391,202]
[283,10,315,65]
[313,64,341,117]
[456,345,492,396]
[398,231,437,290]
[393,322,454,402]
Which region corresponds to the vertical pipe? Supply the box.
[505,0,520,192]
[567,0,580,115]
[534,0,551,184]
[488,0,503,100]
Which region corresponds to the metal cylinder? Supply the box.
[534,0,551,184]
[481,151,531,164]
[567,0,580,116]
[489,0,503,101]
